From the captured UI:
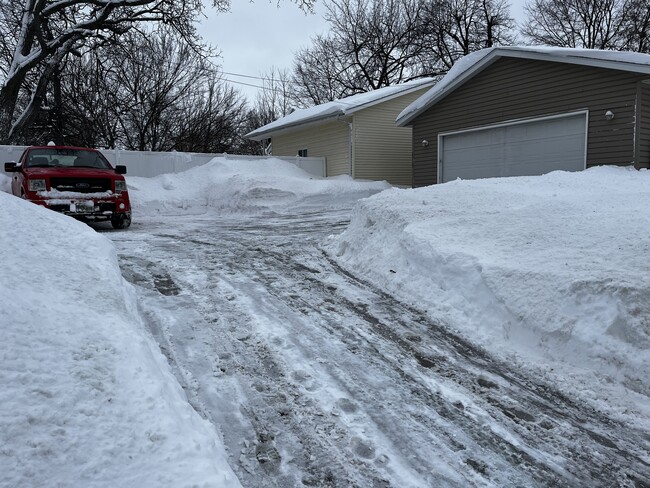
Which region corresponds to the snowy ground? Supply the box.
[2,158,649,487]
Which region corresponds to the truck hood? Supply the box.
[24,167,120,178]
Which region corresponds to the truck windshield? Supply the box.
[25,149,112,169]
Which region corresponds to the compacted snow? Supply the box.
[2,157,649,487]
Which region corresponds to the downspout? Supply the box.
[337,115,353,178]
[336,114,354,178]
[347,120,353,177]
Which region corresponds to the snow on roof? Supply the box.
[246,78,435,140]
[397,46,650,126]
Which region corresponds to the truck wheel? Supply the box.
[111,212,131,229]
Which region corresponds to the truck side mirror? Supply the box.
[115,165,127,175]
[4,162,17,172]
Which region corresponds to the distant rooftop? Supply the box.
[246,78,436,140]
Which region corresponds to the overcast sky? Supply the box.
[196,2,328,101]
[197,1,527,102]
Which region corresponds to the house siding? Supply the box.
[411,57,649,187]
[272,120,350,177]
[352,88,430,186]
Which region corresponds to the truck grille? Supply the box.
[50,177,111,193]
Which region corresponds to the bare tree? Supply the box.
[293,35,358,104]
[617,0,650,52]
[521,0,628,49]
[174,76,249,153]
[254,67,296,124]
[420,0,515,71]
[42,27,250,154]
[239,67,297,154]
[0,0,315,143]
[291,0,515,106]
[57,53,122,148]
[293,0,429,104]
[112,30,213,151]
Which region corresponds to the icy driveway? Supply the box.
[104,205,649,488]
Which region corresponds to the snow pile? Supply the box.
[0,172,10,193]
[0,193,241,488]
[326,166,650,414]
[126,156,390,216]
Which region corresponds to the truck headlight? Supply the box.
[115,180,127,194]
[28,179,46,191]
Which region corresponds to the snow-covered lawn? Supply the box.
[2,158,649,485]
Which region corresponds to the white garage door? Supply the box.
[439,112,587,183]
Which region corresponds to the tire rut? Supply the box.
[111,213,650,488]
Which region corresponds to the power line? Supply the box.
[221,77,297,96]
[221,71,269,81]
[221,70,296,85]
[222,78,265,89]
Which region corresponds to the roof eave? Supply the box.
[245,112,349,141]
[396,47,650,126]
[345,80,437,115]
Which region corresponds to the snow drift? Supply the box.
[0,192,241,488]
[126,156,390,216]
[325,166,650,416]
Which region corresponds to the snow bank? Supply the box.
[0,172,10,193]
[0,193,241,488]
[325,167,650,416]
[126,156,390,216]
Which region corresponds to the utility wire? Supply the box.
[221,77,297,96]
[222,70,297,85]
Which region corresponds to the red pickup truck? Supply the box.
[4,146,132,229]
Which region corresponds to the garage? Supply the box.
[439,112,587,183]
[398,46,650,187]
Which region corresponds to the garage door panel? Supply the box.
[440,114,586,182]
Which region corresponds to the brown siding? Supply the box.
[638,83,650,169]
[411,57,649,187]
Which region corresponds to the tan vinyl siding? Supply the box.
[352,88,430,186]
[411,58,649,187]
[272,120,350,177]
[638,83,650,168]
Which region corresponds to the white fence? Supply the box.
[0,146,326,178]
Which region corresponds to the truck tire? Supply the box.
[111,212,131,229]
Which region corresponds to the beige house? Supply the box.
[245,79,435,186]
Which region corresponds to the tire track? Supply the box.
[110,212,650,488]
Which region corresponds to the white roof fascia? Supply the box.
[500,47,650,74]
[397,47,650,127]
